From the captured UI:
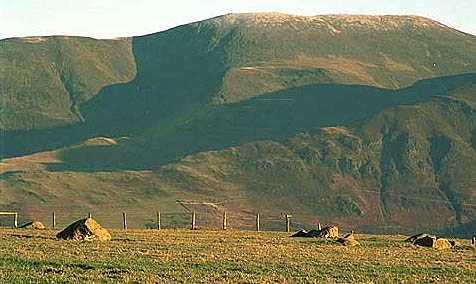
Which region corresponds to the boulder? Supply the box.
[412,235,451,249]
[343,232,355,239]
[434,238,452,249]
[290,226,338,238]
[318,225,339,238]
[449,240,461,247]
[338,238,359,246]
[56,218,111,241]
[19,221,46,229]
[413,235,435,247]
[291,230,310,237]
[291,229,324,238]
[336,233,359,246]
[405,233,436,243]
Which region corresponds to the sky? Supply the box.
[1,0,475,39]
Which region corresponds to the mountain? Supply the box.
[2,13,475,131]
[1,13,475,235]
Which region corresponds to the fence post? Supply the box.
[14,213,18,228]
[472,237,475,246]
[256,213,260,232]
[122,212,127,230]
[52,212,56,229]
[318,222,322,231]
[191,211,196,230]
[157,211,161,230]
[285,214,292,232]
[88,212,92,219]
[223,211,227,230]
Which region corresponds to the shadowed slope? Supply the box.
[2,73,474,171]
[2,13,475,131]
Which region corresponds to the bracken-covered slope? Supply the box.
[150,80,476,234]
[0,13,475,236]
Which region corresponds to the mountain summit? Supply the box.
[2,13,475,130]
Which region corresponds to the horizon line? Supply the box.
[1,12,475,41]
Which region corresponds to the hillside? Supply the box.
[203,13,476,102]
[1,13,475,131]
[0,36,135,130]
[1,13,476,236]
[1,76,475,235]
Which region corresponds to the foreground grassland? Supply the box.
[0,229,475,283]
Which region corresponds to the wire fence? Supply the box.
[0,210,298,231]
[0,207,473,238]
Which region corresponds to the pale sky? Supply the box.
[1,0,475,39]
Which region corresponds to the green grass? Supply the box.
[0,228,474,283]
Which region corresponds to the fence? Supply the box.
[0,210,316,233]
[0,212,18,228]
[1,209,474,238]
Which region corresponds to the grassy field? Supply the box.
[0,228,475,283]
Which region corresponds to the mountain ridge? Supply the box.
[2,13,476,130]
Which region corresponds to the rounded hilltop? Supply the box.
[2,11,475,131]
[201,12,452,34]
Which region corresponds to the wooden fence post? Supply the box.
[52,212,56,229]
[256,213,260,232]
[223,211,227,230]
[88,212,92,219]
[318,222,322,231]
[191,211,196,230]
[14,213,18,228]
[157,211,161,230]
[285,214,292,232]
[122,212,127,230]
[472,237,475,246]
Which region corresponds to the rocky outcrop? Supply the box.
[56,218,111,241]
[19,221,46,229]
[291,225,339,238]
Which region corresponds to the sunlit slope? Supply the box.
[150,81,476,234]
[197,13,476,102]
[2,13,476,131]
[62,13,476,137]
[0,36,135,130]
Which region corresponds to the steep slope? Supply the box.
[4,73,474,169]
[1,77,475,235]
[203,13,476,103]
[151,80,476,234]
[0,36,136,130]
[2,13,475,132]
